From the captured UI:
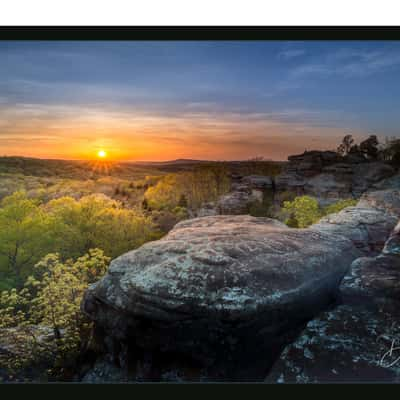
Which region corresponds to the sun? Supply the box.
[97,150,107,158]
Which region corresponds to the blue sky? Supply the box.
[0,41,399,160]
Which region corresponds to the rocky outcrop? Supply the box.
[267,221,400,383]
[81,164,400,382]
[82,215,360,381]
[275,151,397,205]
[287,151,342,177]
[357,189,400,217]
[195,175,273,216]
[216,191,258,215]
[372,172,400,191]
[310,189,399,254]
[351,162,397,197]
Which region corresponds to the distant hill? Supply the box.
[129,159,209,166]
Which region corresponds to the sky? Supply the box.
[0,41,400,161]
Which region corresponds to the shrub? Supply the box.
[0,249,110,379]
[282,196,322,228]
[282,196,358,228]
[323,198,357,215]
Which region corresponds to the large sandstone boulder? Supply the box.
[267,221,400,383]
[82,215,359,381]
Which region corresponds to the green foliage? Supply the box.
[0,249,110,379]
[0,191,55,284]
[282,196,358,228]
[324,198,357,215]
[0,192,159,287]
[46,194,159,259]
[282,196,322,228]
[144,165,231,211]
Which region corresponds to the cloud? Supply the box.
[277,49,306,60]
[289,46,400,79]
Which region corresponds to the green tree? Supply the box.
[0,191,54,285]
[360,135,379,159]
[0,249,110,379]
[144,166,231,211]
[46,194,158,259]
[337,134,355,156]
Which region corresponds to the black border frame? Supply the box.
[0,25,399,395]
[1,26,400,40]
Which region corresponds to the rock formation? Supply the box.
[82,215,359,381]
[275,152,396,205]
[267,221,400,383]
[80,153,400,383]
[311,189,399,254]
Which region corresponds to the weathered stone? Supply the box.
[357,189,400,217]
[372,172,400,191]
[82,215,359,381]
[267,220,400,383]
[304,173,352,206]
[351,162,396,197]
[216,191,258,215]
[195,202,218,217]
[311,193,398,253]
[274,154,396,206]
[266,300,400,383]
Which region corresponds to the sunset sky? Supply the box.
[1,41,400,161]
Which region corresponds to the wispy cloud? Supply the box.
[289,46,400,79]
[277,49,306,60]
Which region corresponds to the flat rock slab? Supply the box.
[83,215,360,380]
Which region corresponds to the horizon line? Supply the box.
[0,155,284,163]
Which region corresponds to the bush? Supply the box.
[282,196,357,228]
[323,198,357,215]
[282,196,322,228]
[0,249,110,379]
